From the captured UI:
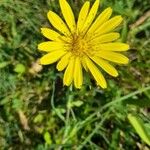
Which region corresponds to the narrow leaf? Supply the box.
[128,114,150,146]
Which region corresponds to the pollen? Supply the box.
[70,34,89,57]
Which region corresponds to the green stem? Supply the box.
[51,81,65,122]
[77,110,111,150]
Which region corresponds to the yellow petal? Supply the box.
[88,7,112,34]
[59,0,76,33]
[98,43,129,51]
[56,52,72,71]
[90,56,118,77]
[97,51,129,64]
[38,41,65,52]
[59,36,72,43]
[63,57,75,86]
[85,57,107,88]
[40,50,66,65]
[95,16,123,36]
[81,57,88,72]
[47,11,70,36]
[92,32,120,44]
[74,57,83,89]
[77,1,90,33]
[81,0,100,33]
[41,28,61,41]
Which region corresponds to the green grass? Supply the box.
[0,0,150,149]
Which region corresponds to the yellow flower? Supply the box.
[38,0,130,89]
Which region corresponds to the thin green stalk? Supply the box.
[101,86,150,111]
[57,85,73,150]
[87,86,150,125]
[77,86,150,149]
[51,81,65,122]
[77,110,111,150]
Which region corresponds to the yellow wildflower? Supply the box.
[38,0,130,89]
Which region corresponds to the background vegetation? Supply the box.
[0,0,150,149]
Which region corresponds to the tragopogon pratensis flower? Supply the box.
[38,0,130,89]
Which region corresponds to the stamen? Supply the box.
[69,34,91,57]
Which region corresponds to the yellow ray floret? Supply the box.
[77,1,90,33]
[87,7,112,34]
[97,51,129,64]
[85,57,107,89]
[63,57,75,86]
[57,52,72,71]
[41,28,61,41]
[98,42,129,51]
[59,0,76,33]
[40,50,66,65]
[91,32,120,44]
[90,56,118,77]
[38,0,130,89]
[74,57,83,89]
[38,41,65,52]
[81,0,100,33]
[47,11,70,36]
[94,16,123,36]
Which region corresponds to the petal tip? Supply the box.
[95,0,100,8]
[40,28,44,33]
[97,80,107,89]
[122,43,130,51]
[119,15,123,21]
[114,72,119,77]
[37,44,41,50]
[47,11,52,18]
[63,82,70,87]
[56,65,62,71]
[125,58,130,64]
[101,84,107,89]
[107,7,112,12]
[39,58,43,65]
[37,43,44,51]
[126,44,130,50]
[75,85,82,89]
[123,57,129,64]
[40,57,49,65]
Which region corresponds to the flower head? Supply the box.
[38,0,130,89]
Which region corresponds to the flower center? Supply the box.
[70,35,89,57]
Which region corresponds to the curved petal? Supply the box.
[59,0,76,33]
[56,52,72,71]
[47,11,70,36]
[88,7,112,34]
[81,0,100,34]
[63,57,75,86]
[38,41,66,52]
[77,1,90,33]
[97,51,129,64]
[85,56,107,88]
[41,28,61,41]
[91,32,120,44]
[90,56,118,77]
[74,57,83,88]
[98,43,129,51]
[40,50,66,65]
[95,16,123,36]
